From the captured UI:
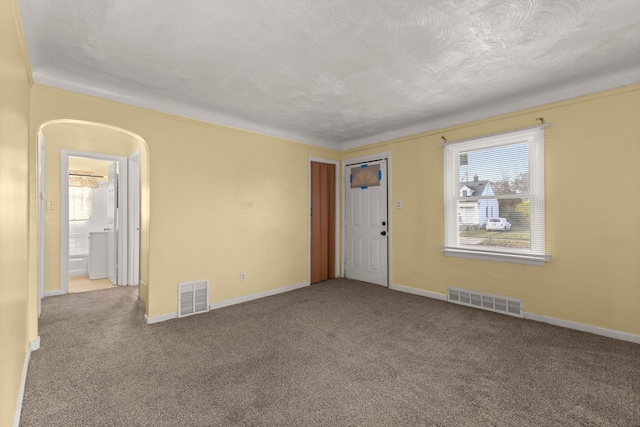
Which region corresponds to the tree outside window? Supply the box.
[442,126,549,265]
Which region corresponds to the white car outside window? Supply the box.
[486,218,511,231]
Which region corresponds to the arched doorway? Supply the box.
[36,120,149,315]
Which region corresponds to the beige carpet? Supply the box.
[68,275,115,293]
[21,279,640,426]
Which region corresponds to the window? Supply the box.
[442,125,550,265]
[69,169,98,221]
[69,186,92,221]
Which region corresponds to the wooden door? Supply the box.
[310,162,336,284]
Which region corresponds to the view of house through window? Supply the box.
[458,141,529,249]
[443,126,547,263]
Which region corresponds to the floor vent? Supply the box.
[178,280,210,318]
[447,287,523,318]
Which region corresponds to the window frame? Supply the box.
[441,125,551,266]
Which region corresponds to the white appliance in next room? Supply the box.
[88,231,108,280]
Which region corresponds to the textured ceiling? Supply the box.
[18,0,640,149]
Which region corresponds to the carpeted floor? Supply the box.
[21,279,640,426]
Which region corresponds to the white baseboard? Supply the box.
[523,312,640,345]
[29,337,40,352]
[210,282,310,310]
[144,312,177,324]
[391,283,640,345]
[390,284,447,301]
[143,282,310,324]
[44,290,63,297]
[14,337,40,427]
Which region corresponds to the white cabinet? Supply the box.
[88,231,108,280]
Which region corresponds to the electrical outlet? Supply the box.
[396,200,403,209]
[240,272,246,282]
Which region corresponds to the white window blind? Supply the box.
[442,125,550,265]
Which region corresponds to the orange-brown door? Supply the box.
[310,162,336,284]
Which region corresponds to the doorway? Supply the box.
[61,150,129,294]
[37,120,146,310]
[66,156,117,293]
[309,158,339,284]
[310,161,336,284]
[343,155,389,287]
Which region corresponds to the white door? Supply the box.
[107,162,118,285]
[128,151,140,287]
[345,159,388,286]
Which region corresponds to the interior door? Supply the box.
[107,162,118,285]
[345,159,388,286]
[310,162,336,284]
[128,150,140,287]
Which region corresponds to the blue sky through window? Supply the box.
[459,142,528,186]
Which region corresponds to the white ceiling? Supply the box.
[18,0,640,149]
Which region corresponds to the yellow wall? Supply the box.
[30,85,340,317]
[343,84,640,336]
[30,83,640,335]
[0,1,31,425]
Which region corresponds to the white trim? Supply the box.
[343,152,391,166]
[523,312,640,345]
[128,150,141,287]
[209,282,310,310]
[339,69,640,149]
[308,157,340,282]
[29,337,41,352]
[44,290,63,297]
[390,284,447,301]
[14,338,40,427]
[144,312,178,324]
[440,246,551,266]
[391,283,640,345]
[342,151,391,287]
[144,282,311,324]
[33,72,339,150]
[38,131,45,318]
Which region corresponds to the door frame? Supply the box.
[60,150,129,293]
[308,157,341,283]
[342,152,391,287]
[37,130,45,316]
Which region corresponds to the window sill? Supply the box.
[440,246,551,266]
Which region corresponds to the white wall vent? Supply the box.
[178,280,210,318]
[447,287,523,318]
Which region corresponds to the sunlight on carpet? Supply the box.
[68,275,115,293]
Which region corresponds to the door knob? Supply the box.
[381,231,387,236]
[382,221,386,226]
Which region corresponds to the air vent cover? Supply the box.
[178,280,210,318]
[448,287,522,318]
